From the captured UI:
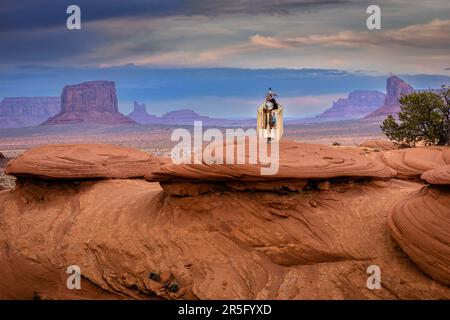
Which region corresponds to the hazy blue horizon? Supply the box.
[1,66,449,119]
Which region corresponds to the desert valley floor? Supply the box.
[0,120,384,156]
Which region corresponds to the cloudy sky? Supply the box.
[0,0,449,117]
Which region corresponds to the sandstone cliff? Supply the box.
[1,141,449,299]
[127,101,158,124]
[42,81,135,125]
[317,90,385,120]
[0,97,60,128]
[365,76,415,118]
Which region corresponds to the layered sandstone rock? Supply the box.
[1,142,450,299]
[42,81,135,125]
[365,76,415,118]
[359,140,398,151]
[379,147,450,179]
[317,90,385,120]
[383,145,450,285]
[127,101,158,124]
[5,144,162,179]
[1,176,450,299]
[0,97,60,128]
[421,165,450,185]
[149,140,394,187]
[388,187,450,285]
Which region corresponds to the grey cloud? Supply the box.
[0,0,182,33]
[0,0,448,74]
[251,19,450,50]
[181,0,350,16]
[0,0,350,34]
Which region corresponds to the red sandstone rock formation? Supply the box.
[379,147,450,179]
[317,90,385,120]
[5,144,162,179]
[127,101,158,124]
[148,140,394,194]
[359,140,398,151]
[388,186,450,285]
[42,81,136,125]
[421,165,450,185]
[1,142,449,299]
[365,76,415,118]
[0,97,60,128]
[377,144,450,285]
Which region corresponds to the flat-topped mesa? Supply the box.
[148,140,395,195]
[0,97,61,128]
[0,97,60,117]
[317,90,385,120]
[42,81,136,125]
[5,143,163,180]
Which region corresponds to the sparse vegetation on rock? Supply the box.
[381,86,450,147]
[0,172,16,190]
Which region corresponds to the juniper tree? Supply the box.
[381,86,450,146]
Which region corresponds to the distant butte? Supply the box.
[42,81,136,125]
[127,101,158,124]
[365,76,415,118]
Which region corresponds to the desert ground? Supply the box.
[0,121,448,300]
[0,119,384,155]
